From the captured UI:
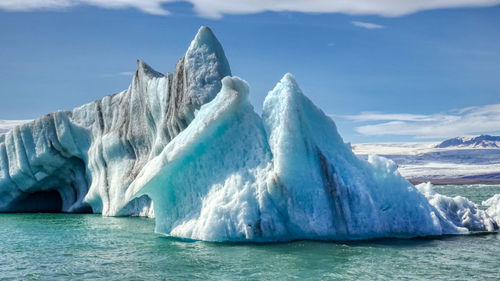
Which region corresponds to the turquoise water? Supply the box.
[1,185,499,280]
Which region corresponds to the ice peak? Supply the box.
[221,76,250,100]
[266,73,304,103]
[181,26,232,107]
[189,26,219,51]
[136,59,164,78]
[281,72,296,83]
[280,73,301,92]
[185,26,230,73]
[193,26,215,45]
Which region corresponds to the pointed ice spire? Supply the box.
[273,73,304,100]
[263,73,305,117]
[262,72,345,163]
[188,26,225,54]
[136,59,164,79]
[157,26,233,147]
[180,26,232,107]
[279,73,300,91]
[262,73,312,169]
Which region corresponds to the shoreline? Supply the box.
[408,172,500,185]
[409,178,500,185]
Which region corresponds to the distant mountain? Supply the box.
[353,141,500,184]
[435,135,500,148]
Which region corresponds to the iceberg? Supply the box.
[416,182,498,232]
[0,26,498,242]
[0,26,231,215]
[125,73,498,241]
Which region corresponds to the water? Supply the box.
[1,185,499,281]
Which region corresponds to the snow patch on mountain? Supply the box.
[436,135,500,149]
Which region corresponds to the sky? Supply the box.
[0,1,499,143]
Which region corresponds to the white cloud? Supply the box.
[344,104,500,139]
[0,0,71,11]
[351,21,385,29]
[0,0,171,15]
[0,0,499,18]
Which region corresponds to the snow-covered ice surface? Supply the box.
[352,142,500,184]
[1,27,499,242]
[0,120,31,135]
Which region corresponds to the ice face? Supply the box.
[0,112,91,213]
[83,26,231,216]
[261,74,458,240]
[0,27,497,242]
[482,194,500,226]
[183,26,232,107]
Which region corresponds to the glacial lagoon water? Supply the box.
[1,185,499,281]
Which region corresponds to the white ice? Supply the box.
[483,194,500,225]
[416,182,498,232]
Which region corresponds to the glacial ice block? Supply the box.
[417,182,498,231]
[0,26,231,215]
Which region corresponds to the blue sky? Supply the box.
[0,1,499,143]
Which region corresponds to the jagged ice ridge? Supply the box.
[0,27,498,242]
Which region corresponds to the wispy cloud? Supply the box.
[351,21,385,29]
[119,71,135,76]
[346,112,434,122]
[344,104,500,139]
[1,0,499,18]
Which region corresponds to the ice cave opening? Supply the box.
[6,190,63,213]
